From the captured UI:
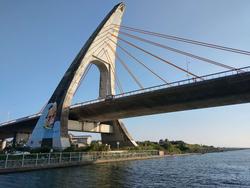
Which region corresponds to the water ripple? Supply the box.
[0,150,250,188]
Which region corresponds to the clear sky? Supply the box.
[0,0,250,147]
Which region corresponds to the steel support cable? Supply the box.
[87,25,117,54]
[90,36,113,58]
[88,24,121,53]
[106,42,144,89]
[89,28,113,47]
[97,24,114,36]
[108,37,169,84]
[98,39,124,93]
[93,40,124,94]
[94,24,114,38]
[104,49,124,93]
[115,30,241,72]
[95,44,107,58]
[96,48,105,59]
[74,63,93,95]
[113,24,250,56]
[88,35,110,54]
[75,27,111,60]
[110,34,202,80]
[88,29,118,56]
[86,40,108,61]
[82,64,92,80]
[93,39,124,93]
[75,42,107,94]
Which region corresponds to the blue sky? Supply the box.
[0,0,250,147]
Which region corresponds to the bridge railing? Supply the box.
[0,150,159,170]
[0,113,41,127]
[1,66,249,126]
[71,66,250,108]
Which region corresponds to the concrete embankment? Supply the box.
[0,151,162,174]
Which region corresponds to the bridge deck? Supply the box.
[69,71,250,121]
[1,68,250,139]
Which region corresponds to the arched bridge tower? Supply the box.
[27,3,137,150]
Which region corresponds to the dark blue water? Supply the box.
[0,150,250,188]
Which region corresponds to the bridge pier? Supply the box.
[101,120,137,148]
[68,120,113,133]
[68,120,137,148]
[26,3,138,150]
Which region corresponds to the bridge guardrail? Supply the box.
[0,150,159,170]
[0,113,41,127]
[1,66,250,126]
[70,66,250,108]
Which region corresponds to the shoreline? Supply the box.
[0,155,164,175]
[0,149,247,175]
[0,153,209,175]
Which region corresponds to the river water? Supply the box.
[0,150,250,188]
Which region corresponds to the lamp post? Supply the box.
[117,141,120,150]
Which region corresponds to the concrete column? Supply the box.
[26,3,130,150]
[101,120,138,148]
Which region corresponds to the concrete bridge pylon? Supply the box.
[27,3,137,150]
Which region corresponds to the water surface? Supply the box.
[0,150,250,187]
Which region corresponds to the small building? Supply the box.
[69,134,92,148]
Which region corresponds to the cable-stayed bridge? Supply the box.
[0,3,250,149]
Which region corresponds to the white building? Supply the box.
[69,134,92,148]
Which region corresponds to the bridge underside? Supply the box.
[1,72,250,140]
[70,72,250,121]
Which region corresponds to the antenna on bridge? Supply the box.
[186,57,190,81]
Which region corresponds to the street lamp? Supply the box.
[117,141,120,150]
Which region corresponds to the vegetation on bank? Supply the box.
[60,139,228,154]
[0,141,111,154]
[132,139,225,154]
[0,139,242,154]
